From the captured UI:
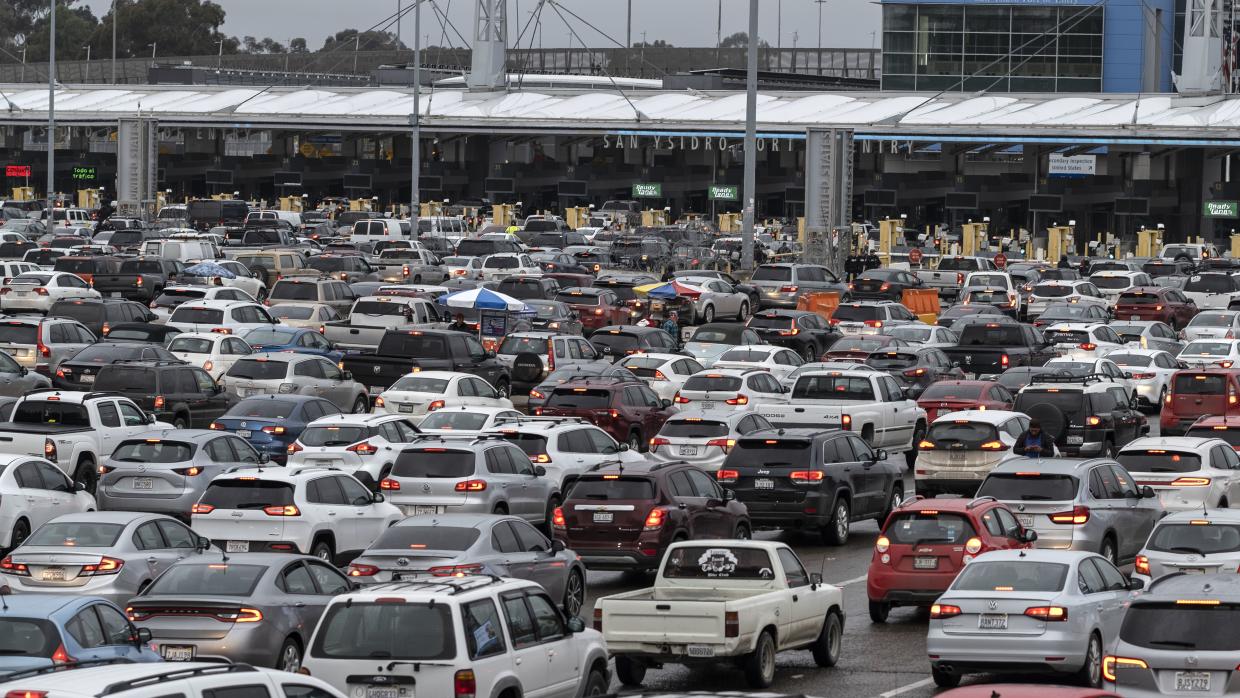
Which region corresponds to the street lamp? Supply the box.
[83,45,91,82]
[216,39,224,70]
[110,0,117,84]
[148,42,156,59]
[20,46,27,83]
[814,0,827,76]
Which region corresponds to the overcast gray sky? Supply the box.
[81,0,880,50]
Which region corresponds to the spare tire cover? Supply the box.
[511,352,544,384]
[1024,402,1067,442]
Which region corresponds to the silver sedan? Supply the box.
[680,276,750,322]
[345,513,587,615]
[1132,509,1240,585]
[926,549,1140,689]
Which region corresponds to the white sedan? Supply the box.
[374,370,514,416]
[1041,322,1125,360]
[442,256,484,281]
[0,271,99,313]
[1183,310,1240,341]
[615,352,705,401]
[883,323,959,348]
[0,455,96,551]
[710,344,806,382]
[168,332,254,380]
[417,405,525,434]
[1105,349,1182,409]
[1179,339,1240,369]
[480,253,541,281]
[679,276,751,322]
[1026,280,1108,318]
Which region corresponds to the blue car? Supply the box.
[0,593,160,675]
[241,326,343,362]
[210,394,341,464]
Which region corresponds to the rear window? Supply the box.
[390,376,450,393]
[146,563,265,596]
[26,522,124,547]
[112,440,194,463]
[498,433,548,458]
[662,546,775,579]
[392,450,475,478]
[977,473,1079,501]
[53,258,101,273]
[272,306,314,320]
[312,603,455,660]
[884,512,976,545]
[1187,425,1240,447]
[270,283,318,301]
[926,421,1000,448]
[965,290,1010,305]
[1120,603,1240,652]
[554,291,597,305]
[119,260,164,274]
[419,411,493,431]
[567,476,655,500]
[659,419,729,439]
[1118,292,1160,304]
[1173,374,1228,395]
[0,618,61,658]
[1044,330,1088,345]
[377,334,448,358]
[1090,275,1134,290]
[719,348,774,363]
[94,367,158,392]
[49,302,102,324]
[829,338,890,353]
[1107,353,1152,368]
[354,300,412,317]
[300,425,368,447]
[952,561,1068,592]
[866,353,917,370]
[498,336,549,356]
[370,525,481,551]
[752,266,793,282]
[308,257,349,272]
[1146,523,1240,554]
[0,324,38,345]
[1182,341,1234,356]
[1117,450,1202,473]
[200,480,295,509]
[244,329,298,346]
[546,389,612,409]
[792,375,875,400]
[590,332,640,354]
[683,375,743,392]
[168,307,224,324]
[226,359,290,381]
[1185,275,1235,293]
[957,324,1024,346]
[1190,313,1237,328]
[747,315,794,331]
[919,383,981,400]
[169,337,214,354]
[831,305,881,322]
[730,438,812,466]
[229,399,296,419]
[12,400,91,426]
[1032,285,1072,297]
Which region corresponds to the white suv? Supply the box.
[286,413,426,488]
[190,465,402,564]
[0,663,346,698]
[301,576,610,698]
[484,416,645,486]
[1116,436,1240,511]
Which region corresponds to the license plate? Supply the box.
[368,385,385,395]
[399,404,414,413]
[913,557,938,569]
[365,689,400,698]
[14,292,27,297]
[1067,435,1083,445]
[686,644,715,657]
[40,567,65,581]
[1017,514,1034,527]
[1129,315,1140,321]
[949,451,967,463]
[237,429,252,438]
[1176,672,1211,692]
[593,511,614,523]
[1180,567,1206,574]
[80,374,94,384]
[413,505,441,516]
[109,292,122,298]
[699,401,715,410]
[226,541,249,553]
[978,613,1008,630]
[679,445,698,456]
[755,478,774,489]
[132,478,153,490]
[162,645,195,661]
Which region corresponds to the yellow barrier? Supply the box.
[797,291,842,322]
[902,288,941,324]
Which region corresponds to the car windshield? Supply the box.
[392,450,475,478]
[1119,602,1240,651]
[567,476,654,500]
[977,473,1079,501]
[546,388,611,409]
[12,400,91,427]
[226,359,289,381]
[662,546,776,579]
[884,512,976,545]
[228,399,296,419]
[752,266,792,282]
[498,336,549,355]
[927,422,1000,448]
[271,283,318,301]
[169,307,224,324]
[1106,353,1152,367]
[1032,285,1073,297]
[1090,276,1135,290]
[793,375,875,400]
[147,563,266,596]
[299,425,368,447]
[112,440,194,463]
[1117,450,1202,473]
[1190,313,1238,328]
[1146,523,1240,554]
[952,561,1068,592]
[831,305,881,322]
[169,337,214,354]
[312,603,455,660]
[660,419,729,439]
[1183,341,1233,356]
[371,525,481,551]
[390,376,450,393]
[682,375,743,392]
[25,522,124,547]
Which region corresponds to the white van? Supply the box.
[143,238,219,261]
[349,218,405,242]
[245,209,303,229]
[417,216,468,242]
[40,207,92,227]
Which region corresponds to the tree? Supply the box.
[632,39,673,48]
[718,31,769,49]
[5,0,98,59]
[289,37,308,53]
[322,28,405,52]
[92,0,231,59]
[23,3,100,62]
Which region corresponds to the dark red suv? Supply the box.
[553,288,632,335]
[1114,286,1198,330]
[551,461,750,571]
[535,376,675,451]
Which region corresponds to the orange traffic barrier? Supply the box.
[902,288,940,324]
[797,291,841,321]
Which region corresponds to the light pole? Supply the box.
[47,0,57,213]
[626,0,632,74]
[410,0,422,221]
[815,0,826,76]
[716,0,722,65]
[148,42,156,59]
[110,0,117,84]
[83,45,91,82]
[742,0,758,270]
[20,47,27,83]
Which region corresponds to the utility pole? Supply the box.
[20,47,27,83]
[777,0,782,52]
[716,0,723,65]
[742,0,758,271]
[815,0,826,76]
[47,0,57,212]
[353,34,360,73]
[410,0,422,222]
[216,39,224,70]
[397,0,402,52]
[149,42,156,59]
[83,45,90,82]
[110,0,117,84]
[626,0,632,74]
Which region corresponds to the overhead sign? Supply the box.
[1204,201,1239,218]
[709,185,739,201]
[5,165,31,178]
[633,183,662,198]
[71,166,96,181]
[1048,153,1096,178]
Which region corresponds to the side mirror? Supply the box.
[874,448,888,462]
[566,616,586,634]
[196,535,211,551]
[1141,484,1156,499]
[723,488,735,502]
[340,371,353,381]
[372,492,386,503]
[213,384,225,394]
[810,572,823,586]
[1020,529,1038,543]
[551,538,566,552]
[486,349,496,358]
[133,627,153,645]
[618,443,630,452]
[258,453,271,464]
[74,481,87,492]
[661,398,672,409]
[1128,577,1146,591]
[533,465,547,477]
[145,413,156,424]
[19,367,27,376]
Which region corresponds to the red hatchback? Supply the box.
[866,495,1036,623]
[916,380,1015,423]
[1186,415,1240,450]
[1114,286,1198,330]
[553,287,631,335]
[1160,369,1240,435]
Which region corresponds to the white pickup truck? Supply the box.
[914,256,997,299]
[597,540,843,688]
[0,390,171,492]
[322,295,444,351]
[755,369,927,467]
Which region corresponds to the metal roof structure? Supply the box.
[3,83,1240,144]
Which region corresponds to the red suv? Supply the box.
[916,380,1015,423]
[1114,286,1198,330]
[535,376,675,451]
[1160,368,1240,435]
[866,495,1036,623]
[551,461,750,571]
[1186,415,1240,451]
[553,287,631,335]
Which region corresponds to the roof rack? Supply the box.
[966,495,998,509]
[285,464,344,477]
[102,664,259,695]
[491,415,589,427]
[23,388,125,401]
[368,575,506,596]
[0,658,137,682]
[109,358,190,367]
[1026,373,1116,386]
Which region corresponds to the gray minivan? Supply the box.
[751,263,849,309]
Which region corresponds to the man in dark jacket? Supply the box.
[1057,255,1072,269]
[1012,419,1055,458]
[865,251,881,271]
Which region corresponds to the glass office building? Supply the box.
[881,0,1175,93]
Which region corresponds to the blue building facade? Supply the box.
[881,0,1176,93]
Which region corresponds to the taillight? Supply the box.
[879,282,891,291]
[1103,656,1148,682]
[261,425,286,435]
[609,409,619,419]
[790,470,825,484]
[33,287,48,296]
[875,536,890,553]
[551,507,566,529]
[1170,477,1211,487]
[263,505,300,516]
[530,389,545,400]
[964,537,983,554]
[863,319,884,329]
[427,400,446,411]
[779,285,798,293]
[956,273,964,285]
[1135,555,1150,575]
[725,394,749,405]
[454,670,477,698]
[1000,354,1009,368]
[716,469,739,483]
[593,607,603,631]
[429,564,483,577]
[79,557,124,576]
[172,466,201,476]
[1024,606,1068,621]
[455,479,487,492]
[153,395,165,409]
[918,440,935,449]
[530,453,551,464]
[1049,506,1090,524]
[706,438,735,453]
[51,644,75,665]
[930,604,962,619]
[1086,415,1102,426]
[219,608,263,623]
[191,503,214,514]
[209,422,223,430]
[903,367,927,377]
[652,370,668,381]
[649,436,670,452]
[374,396,386,408]
[841,414,852,430]
[979,440,1005,450]
[1079,342,1097,351]
[379,479,400,490]
[347,563,379,577]
[0,556,29,576]
[287,442,304,454]
[202,360,213,373]
[724,611,739,637]
[643,508,666,531]
[1130,372,1155,379]
[348,441,377,455]
[43,438,57,463]
[673,392,690,404]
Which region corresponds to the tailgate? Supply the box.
[602,598,726,645]
[756,404,842,428]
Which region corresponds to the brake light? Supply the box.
[593,607,603,632]
[455,479,487,492]
[263,505,300,516]
[202,359,214,373]
[427,400,446,412]
[153,395,165,409]
[454,669,477,698]
[706,438,735,453]
[1024,606,1068,621]
[725,611,740,637]
[1170,477,1211,486]
[172,466,201,476]
[210,327,232,335]
[875,536,890,553]
[1103,656,1148,682]
[779,285,798,293]
[1000,354,1009,368]
[79,557,124,576]
[673,392,690,404]
[530,389,545,400]
[348,441,378,455]
[1130,372,1155,379]
[790,470,825,484]
[551,507,566,529]
[903,367,926,377]
[430,564,483,577]
[1079,342,1097,351]
[402,265,410,278]
[191,503,214,514]
[347,563,379,577]
[918,440,935,449]
[1049,506,1090,524]
[863,319,884,328]
[979,440,1005,450]
[1086,415,1102,426]
[643,508,666,531]
[32,287,48,296]
[649,437,670,452]
[51,644,74,665]
[609,409,619,418]
[964,537,983,554]
[0,556,29,576]
[286,442,304,455]
[930,604,962,619]
[956,273,964,285]
[374,396,385,408]
[208,422,223,430]
[716,469,739,483]
[1135,555,1150,575]
[841,414,852,430]
[725,394,749,405]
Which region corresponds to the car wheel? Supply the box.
[310,539,333,564]
[822,498,850,546]
[702,305,715,324]
[737,301,749,321]
[744,630,777,688]
[801,343,817,362]
[628,431,643,453]
[277,637,302,673]
[75,460,98,495]
[1076,632,1103,688]
[880,486,903,524]
[931,666,960,688]
[868,600,890,624]
[172,416,188,429]
[8,519,29,552]
[1100,536,1119,567]
[583,668,608,696]
[493,503,508,515]
[351,396,368,414]
[615,656,646,686]
[495,380,510,399]
[1157,386,1167,409]
[1102,438,1116,460]
[812,611,843,667]
[562,569,585,617]
[733,523,751,540]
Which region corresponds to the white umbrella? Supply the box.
[437,287,528,312]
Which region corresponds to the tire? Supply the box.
[1102,438,1116,460]
[861,426,875,447]
[822,498,850,546]
[737,301,749,321]
[906,422,925,469]
[1076,632,1103,688]
[880,486,903,525]
[493,503,508,516]
[744,630,777,688]
[583,668,608,696]
[868,600,890,624]
[1100,536,1119,567]
[351,396,368,414]
[8,518,29,552]
[494,379,510,399]
[172,416,188,430]
[734,523,751,540]
[1025,402,1068,443]
[801,343,817,362]
[1157,386,1168,409]
[628,431,643,453]
[932,666,961,689]
[310,538,333,564]
[562,569,585,617]
[615,656,647,686]
[75,459,98,495]
[277,637,302,673]
[702,305,715,324]
[812,612,843,667]
[510,353,544,385]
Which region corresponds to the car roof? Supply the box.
[306,413,412,426]
[334,575,535,602]
[1044,322,1109,331]
[1144,572,1240,599]
[665,409,749,424]
[119,428,221,443]
[0,593,88,617]
[245,351,322,363]
[895,495,987,513]
[1159,509,1240,524]
[170,332,227,342]
[991,457,1112,475]
[930,409,1025,425]
[390,370,463,381]
[968,548,1098,564]
[233,393,325,404]
[392,512,519,529]
[177,299,255,310]
[1120,436,1223,452]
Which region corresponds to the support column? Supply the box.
[804,128,854,275]
[468,0,508,90]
